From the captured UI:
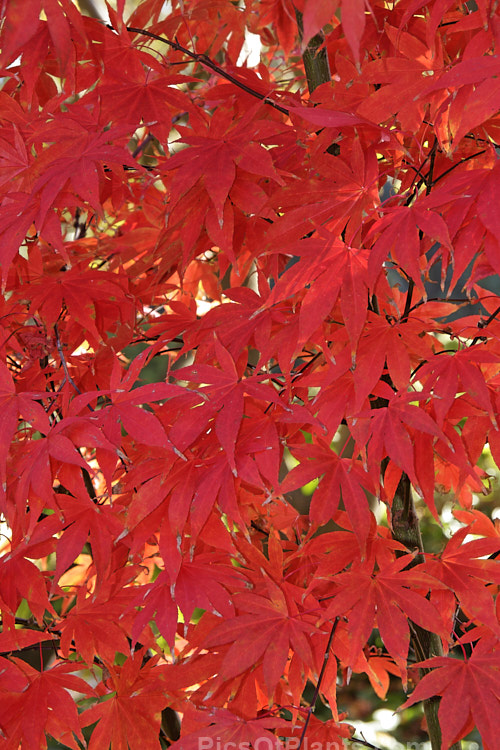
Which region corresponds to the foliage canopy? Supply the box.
[0,1,499,749]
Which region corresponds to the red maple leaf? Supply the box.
[400,646,500,750]
[176,337,285,472]
[205,578,317,693]
[0,658,94,750]
[281,440,374,549]
[424,525,500,635]
[172,705,289,750]
[321,554,448,673]
[58,577,137,666]
[80,654,170,750]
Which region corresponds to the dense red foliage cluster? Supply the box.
[0,1,499,748]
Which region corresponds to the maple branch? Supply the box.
[349,735,386,750]
[373,282,461,749]
[295,11,332,93]
[6,354,21,370]
[251,520,270,536]
[403,159,431,188]
[11,617,62,638]
[0,640,60,657]
[407,295,482,315]
[267,351,322,412]
[388,471,461,750]
[292,351,322,380]
[471,302,500,345]
[160,707,181,744]
[297,617,339,750]
[117,26,290,116]
[132,132,154,159]
[406,139,438,193]
[72,208,85,239]
[54,324,82,396]
[429,149,487,188]
[401,279,414,321]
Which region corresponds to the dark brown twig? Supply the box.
[297,617,339,750]
[115,25,291,116]
[349,735,387,750]
[54,324,82,396]
[471,303,500,345]
[429,149,487,187]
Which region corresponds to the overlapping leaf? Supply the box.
[401,648,500,750]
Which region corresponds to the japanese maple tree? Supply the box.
[1,1,500,749]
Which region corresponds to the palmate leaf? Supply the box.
[417,347,497,426]
[57,567,141,666]
[95,25,196,142]
[419,53,500,150]
[321,554,449,673]
[281,442,374,550]
[0,514,59,622]
[0,0,85,72]
[205,579,317,694]
[175,338,285,473]
[161,104,284,263]
[171,707,290,750]
[130,549,244,648]
[260,234,369,356]
[349,385,445,490]
[0,658,94,750]
[400,647,500,750]
[367,203,452,288]
[13,421,92,523]
[0,192,52,280]
[30,109,138,216]
[350,312,437,408]
[80,654,169,750]
[0,361,49,490]
[52,493,124,585]
[423,526,500,635]
[26,265,134,345]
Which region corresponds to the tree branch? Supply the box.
[349,736,387,750]
[117,26,290,116]
[295,11,332,93]
[298,618,339,750]
[54,324,82,397]
[471,303,500,345]
[389,472,461,750]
